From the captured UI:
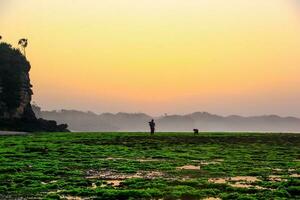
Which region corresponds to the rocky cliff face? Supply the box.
[0,42,68,132]
[0,43,34,119]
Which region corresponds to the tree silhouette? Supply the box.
[18,38,28,57]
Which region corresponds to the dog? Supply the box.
[193,129,199,135]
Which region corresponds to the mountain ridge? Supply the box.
[32,106,300,132]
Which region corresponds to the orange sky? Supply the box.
[1,0,300,116]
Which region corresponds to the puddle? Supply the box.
[290,174,300,178]
[142,171,164,179]
[90,179,123,188]
[209,176,273,190]
[272,168,284,172]
[64,196,84,200]
[86,170,164,180]
[176,165,200,170]
[209,176,259,184]
[228,176,259,183]
[208,178,226,184]
[99,157,166,163]
[192,159,224,165]
[211,175,289,185]
[50,180,58,183]
[268,175,284,182]
[100,157,125,161]
[47,190,63,194]
[106,180,122,187]
[229,183,252,188]
[136,159,162,162]
[229,182,265,190]
[200,161,220,165]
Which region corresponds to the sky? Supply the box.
[1,0,300,116]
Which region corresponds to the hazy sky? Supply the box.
[1,0,300,116]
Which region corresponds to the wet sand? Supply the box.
[0,131,28,135]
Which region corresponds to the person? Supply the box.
[149,119,155,135]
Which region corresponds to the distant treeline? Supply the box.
[32,105,300,132]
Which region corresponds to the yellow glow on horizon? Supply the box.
[1,0,300,115]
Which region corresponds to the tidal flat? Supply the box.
[0,132,299,199]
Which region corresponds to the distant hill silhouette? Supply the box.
[33,106,300,132]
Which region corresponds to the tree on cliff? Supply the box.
[18,38,28,57]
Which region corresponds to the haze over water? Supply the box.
[1,0,300,117]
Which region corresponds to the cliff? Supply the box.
[0,42,69,132]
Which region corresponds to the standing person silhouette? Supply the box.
[149,119,155,135]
